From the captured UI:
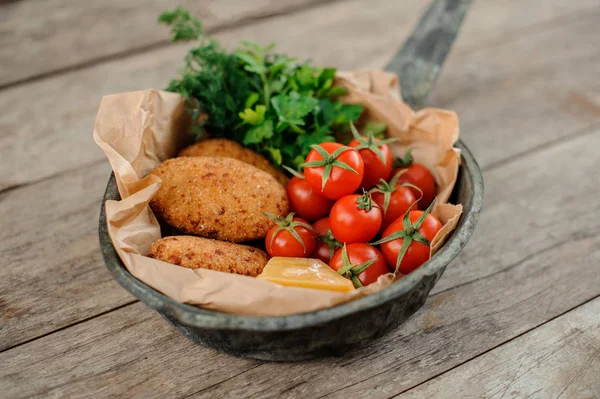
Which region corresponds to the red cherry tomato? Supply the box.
[286,176,334,221]
[379,210,443,274]
[330,243,389,286]
[393,164,436,209]
[303,142,364,200]
[310,218,341,264]
[265,215,316,258]
[329,193,382,244]
[313,218,331,237]
[372,186,416,232]
[371,172,418,232]
[349,138,393,190]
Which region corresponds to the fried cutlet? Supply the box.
[148,236,268,277]
[149,156,289,242]
[178,139,288,185]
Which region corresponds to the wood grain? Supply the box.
[0,0,599,395]
[2,0,599,192]
[0,0,337,87]
[0,162,136,351]
[399,297,600,398]
[138,128,600,399]
[0,0,598,352]
[429,7,600,169]
[0,0,429,350]
[1,126,599,398]
[0,0,427,192]
[0,302,260,398]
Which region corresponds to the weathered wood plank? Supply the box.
[1,126,599,398]
[399,297,600,399]
[0,0,597,396]
[0,0,336,87]
[145,129,600,398]
[0,162,136,351]
[0,0,427,192]
[0,0,429,350]
[425,5,600,293]
[1,0,598,351]
[2,0,599,191]
[431,127,600,296]
[429,7,600,169]
[0,302,260,398]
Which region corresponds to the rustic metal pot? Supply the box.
[98,0,480,361]
[98,139,482,361]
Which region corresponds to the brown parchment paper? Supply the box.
[94,70,463,316]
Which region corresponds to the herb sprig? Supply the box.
[159,7,366,169]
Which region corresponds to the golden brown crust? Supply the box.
[149,156,289,242]
[148,236,268,277]
[178,139,288,186]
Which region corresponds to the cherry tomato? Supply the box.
[372,186,416,232]
[329,192,382,243]
[265,214,316,258]
[393,164,436,209]
[371,172,417,232]
[310,218,341,264]
[303,142,364,200]
[286,176,334,221]
[330,243,389,287]
[379,210,443,274]
[313,217,332,237]
[349,136,394,190]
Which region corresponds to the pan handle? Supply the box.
[385,0,472,109]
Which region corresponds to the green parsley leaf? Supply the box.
[336,104,364,125]
[317,98,363,128]
[243,120,274,145]
[271,92,318,127]
[159,7,364,170]
[239,105,266,126]
[363,121,388,139]
[266,147,283,165]
[321,86,348,97]
[236,50,267,75]
[296,128,335,156]
[244,93,260,109]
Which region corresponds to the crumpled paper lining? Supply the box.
[94,70,463,316]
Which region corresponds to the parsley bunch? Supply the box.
[159,8,365,169]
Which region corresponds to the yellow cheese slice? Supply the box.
[257,257,355,292]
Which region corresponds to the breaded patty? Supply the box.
[148,236,268,277]
[178,139,288,186]
[149,156,289,242]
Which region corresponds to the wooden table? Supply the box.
[1,0,599,397]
